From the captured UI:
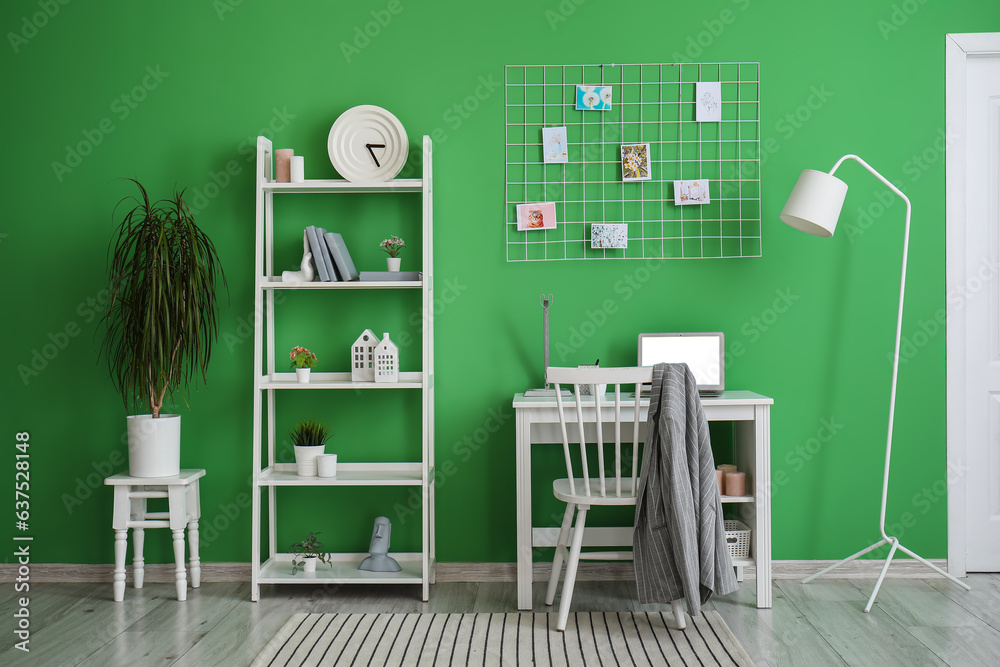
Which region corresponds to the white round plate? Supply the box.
[327,105,408,182]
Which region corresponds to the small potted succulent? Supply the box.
[379,235,405,272]
[289,345,317,383]
[290,531,332,574]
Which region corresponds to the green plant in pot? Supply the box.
[291,419,330,477]
[101,179,226,477]
[290,531,332,574]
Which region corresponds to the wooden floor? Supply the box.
[2,574,999,666]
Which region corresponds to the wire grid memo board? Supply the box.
[504,62,761,261]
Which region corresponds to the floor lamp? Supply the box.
[779,154,971,613]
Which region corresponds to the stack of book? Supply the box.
[304,226,420,282]
[305,226,358,282]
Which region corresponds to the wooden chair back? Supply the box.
[546,366,654,499]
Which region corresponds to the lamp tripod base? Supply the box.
[802,536,971,612]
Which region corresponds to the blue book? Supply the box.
[313,226,339,281]
[359,271,421,282]
[324,232,359,281]
[305,226,332,282]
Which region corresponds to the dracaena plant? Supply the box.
[101,179,227,418]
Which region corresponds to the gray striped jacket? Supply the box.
[633,363,738,613]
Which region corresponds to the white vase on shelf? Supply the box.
[295,368,311,383]
[317,454,338,478]
[386,257,401,272]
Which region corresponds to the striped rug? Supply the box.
[252,610,755,666]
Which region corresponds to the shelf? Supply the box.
[260,462,422,486]
[262,178,422,193]
[260,278,422,289]
[260,371,424,389]
[258,552,424,585]
[731,556,754,568]
[252,135,434,602]
[720,494,754,503]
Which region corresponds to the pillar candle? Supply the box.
[717,464,737,495]
[715,469,724,495]
[275,149,294,183]
[290,155,305,183]
[725,471,747,497]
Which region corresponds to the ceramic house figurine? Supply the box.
[351,329,378,382]
[373,332,398,383]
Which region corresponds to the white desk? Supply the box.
[513,390,773,610]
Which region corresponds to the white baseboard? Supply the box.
[0,559,959,584]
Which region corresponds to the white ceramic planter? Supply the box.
[294,445,324,476]
[317,454,338,478]
[126,414,181,478]
[386,257,401,272]
[295,368,311,383]
[302,556,317,573]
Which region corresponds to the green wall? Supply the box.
[3,0,997,566]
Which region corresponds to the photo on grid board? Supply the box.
[516,202,558,231]
[542,126,569,163]
[621,143,652,182]
[674,179,711,205]
[696,81,722,122]
[591,223,629,249]
[576,85,612,110]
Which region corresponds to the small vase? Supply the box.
[317,453,338,478]
[302,556,317,574]
[387,257,401,272]
[295,368,311,383]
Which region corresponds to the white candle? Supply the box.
[290,155,305,183]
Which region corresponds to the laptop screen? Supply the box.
[638,332,725,394]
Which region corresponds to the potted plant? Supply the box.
[289,345,317,383]
[101,179,226,478]
[290,531,332,574]
[291,419,330,477]
[379,235,405,272]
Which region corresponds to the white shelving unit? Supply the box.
[250,135,435,602]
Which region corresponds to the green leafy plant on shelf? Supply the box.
[290,531,333,574]
[290,420,331,448]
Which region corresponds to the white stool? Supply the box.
[104,469,205,602]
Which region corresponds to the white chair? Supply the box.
[544,366,686,632]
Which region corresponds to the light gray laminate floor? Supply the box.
[2,575,999,666]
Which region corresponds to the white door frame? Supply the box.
[946,32,1000,578]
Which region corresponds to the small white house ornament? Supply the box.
[351,329,378,382]
[374,332,399,383]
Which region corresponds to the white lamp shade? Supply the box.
[779,169,849,238]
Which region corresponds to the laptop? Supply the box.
[638,332,725,395]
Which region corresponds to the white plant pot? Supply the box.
[295,368,311,383]
[386,257,401,272]
[294,445,324,477]
[302,556,317,573]
[126,414,181,478]
[317,453,338,478]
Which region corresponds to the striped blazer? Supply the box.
[633,363,738,613]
